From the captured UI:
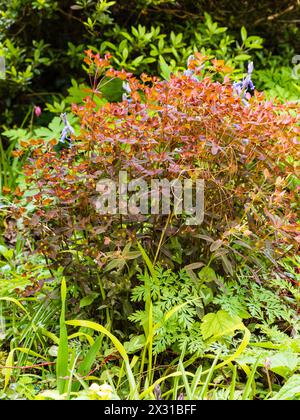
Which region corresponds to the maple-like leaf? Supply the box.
[201,310,243,340]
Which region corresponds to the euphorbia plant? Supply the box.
[11,51,300,292]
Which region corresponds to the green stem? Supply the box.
[97,272,111,327]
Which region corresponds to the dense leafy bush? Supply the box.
[9,53,299,300]
[2,0,298,130]
[1,0,298,197]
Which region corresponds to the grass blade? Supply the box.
[66,319,138,399]
[72,335,103,392]
[57,278,69,395]
[178,361,193,399]
[242,357,260,400]
[199,352,220,400]
[3,347,48,390]
[229,364,237,400]
[0,297,31,319]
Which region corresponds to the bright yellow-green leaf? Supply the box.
[201,310,243,340]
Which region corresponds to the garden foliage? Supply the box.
[0,1,300,401]
[1,0,298,130]
[10,52,300,292]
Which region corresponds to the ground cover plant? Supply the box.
[0,1,300,402]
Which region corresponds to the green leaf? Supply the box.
[269,352,299,378]
[3,350,14,390]
[235,54,252,61]
[292,82,300,93]
[159,55,171,81]
[72,335,103,392]
[122,47,129,60]
[271,375,300,400]
[201,310,243,340]
[241,26,247,43]
[220,254,234,276]
[137,241,156,279]
[104,258,126,272]
[79,292,99,308]
[36,390,64,400]
[124,335,146,354]
[131,55,144,67]
[198,266,216,283]
[100,77,123,102]
[0,245,14,260]
[66,80,107,107]
[34,115,76,142]
[2,129,31,142]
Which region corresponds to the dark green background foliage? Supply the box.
[0,0,299,128]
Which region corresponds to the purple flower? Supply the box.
[233,61,255,107]
[123,81,131,95]
[184,69,194,77]
[122,81,133,103]
[154,384,162,400]
[59,113,75,147]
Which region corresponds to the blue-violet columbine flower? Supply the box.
[233,61,255,106]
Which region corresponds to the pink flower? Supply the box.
[34,106,42,117]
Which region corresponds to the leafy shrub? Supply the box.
[2,0,299,133]
[256,63,300,102]
[0,0,270,131]
[9,52,300,298]
[1,0,297,193]
[100,15,263,75]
